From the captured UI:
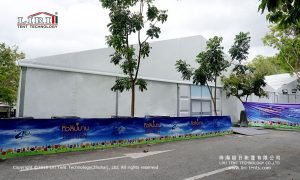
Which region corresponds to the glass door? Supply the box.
[191,100,211,116]
[191,100,201,116]
[201,100,211,116]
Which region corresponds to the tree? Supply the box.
[260,0,300,88]
[263,24,300,79]
[0,43,25,106]
[222,32,268,102]
[175,36,230,115]
[258,0,300,29]
[228,32,251,73]
[221,70,268,102]
[100,0,168,117]
[248,55,290,75]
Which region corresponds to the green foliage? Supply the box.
[248,55,290,75]
[111,77,131,92]
[175,59,193,81]
[258,0,300,28]
[0,43,25,106]
[140,42,150,58]
[176,36,230,115]
[222,72,268,102]
[263,24,300,78]
[195,36,230,82]
[192,67,207,85]
[259,0,300,88]
[135,78,147,92]
[111,77,147,93]
[100,0,167,116]
[229,32,251,63]
[229,32,251,74]
[222,32,268,102]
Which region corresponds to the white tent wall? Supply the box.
[296,95,300,102]
[222,95,242,123]
[287,95,296,103]
[17,35,207,84]
[277,79,300,103]
[277,94,300,104]
[117,81,178,117]
[19,68,117,118]
[17,36,300,121]
[276,77,300,95]
[249,92,276,103]
[17,67,178,118]
[18,67,298,121]
[16,35,211,119]
[277,95,289,103]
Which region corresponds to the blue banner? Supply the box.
[0,116,232,158]
[243,102,300,129]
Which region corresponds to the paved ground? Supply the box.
[0,129,299,180]
[232,127,269,135]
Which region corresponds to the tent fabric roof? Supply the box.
[18,35,209,84]
[265,73,298,91]
[19,35,295,92]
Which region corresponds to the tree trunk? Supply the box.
[245,95,249,102]
[213,77,218,116]
[206,81,217,116]
[8,106,11,118]
[131,81,135,117]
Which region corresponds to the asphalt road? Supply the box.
[0,129,299,180]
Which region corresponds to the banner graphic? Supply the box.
[243,102,300,129]
[0,116,232,158]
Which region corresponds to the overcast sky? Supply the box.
[0,0,277,60]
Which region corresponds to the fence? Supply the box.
[0,116,232,159]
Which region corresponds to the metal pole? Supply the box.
[177,84,179,117]
[115,77,119,117]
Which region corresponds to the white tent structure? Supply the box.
[264,73,300,103]
[222,73,300,121]
[16,35,300,122]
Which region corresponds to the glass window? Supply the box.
[191,100,201,113]
[191,85,211,98]
[202,101,211,113]
[191,85,201,97]
[191,100,211,116]
[215,99,221,111]
[191,100,201,116]
[201,86,210,98]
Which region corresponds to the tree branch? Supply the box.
[134,0,143,82]
[238,97,243,103]
[279,45,300,79]
[142,19,158,44]
[206,81,216,115]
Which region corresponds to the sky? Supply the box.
[0,0,277,61]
